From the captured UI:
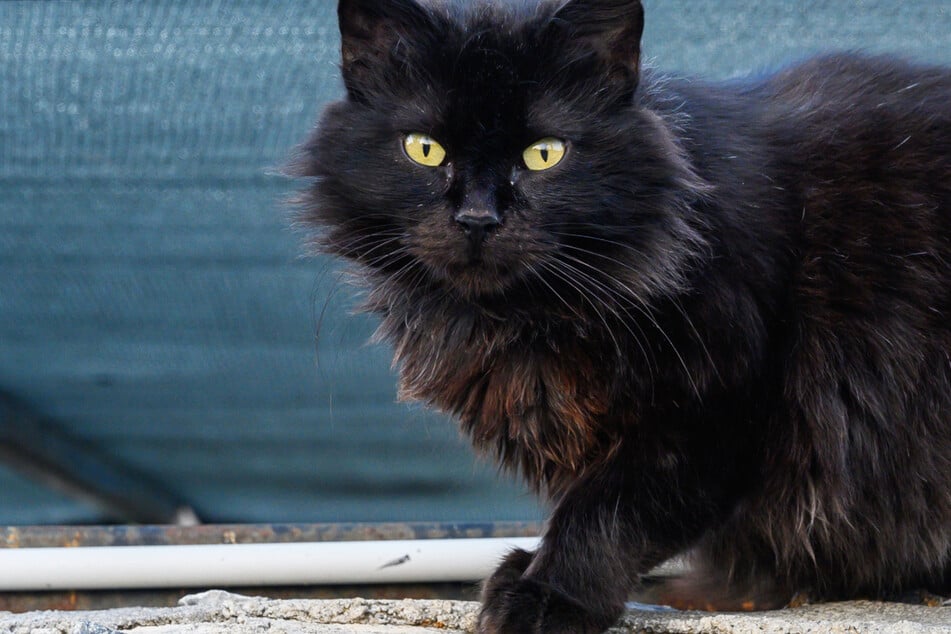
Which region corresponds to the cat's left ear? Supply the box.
[551,0,644,89]
[337,0,431,101]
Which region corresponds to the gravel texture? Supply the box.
[2,590,951,633]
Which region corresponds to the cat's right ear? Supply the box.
[337,0,429,102]
[551,0,644,92]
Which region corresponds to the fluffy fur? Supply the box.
[291,0,951,631]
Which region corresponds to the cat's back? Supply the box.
[763,53,951,108]
[752,53,951,441]
[758,53,951,179]
[701,55,951,592]
[685,53,951,341]
[753,53,951,335]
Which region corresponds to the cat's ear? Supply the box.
[551,0,645,89]
[337,0,430,101]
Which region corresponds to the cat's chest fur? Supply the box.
[379,302,624,489]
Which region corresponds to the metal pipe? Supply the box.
[0,537,540,591]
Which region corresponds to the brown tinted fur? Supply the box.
[390,311,618,492]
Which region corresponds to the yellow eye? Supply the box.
[522,137,566,171]
[403,133,446,167]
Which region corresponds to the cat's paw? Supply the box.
[481,548,534,602]
[478,563,618,634]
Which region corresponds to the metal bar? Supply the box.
[0,392,198,525]
[0,522,543,549]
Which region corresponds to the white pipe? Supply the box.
[0,537,540,591]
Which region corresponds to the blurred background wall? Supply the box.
[1,1,949,525]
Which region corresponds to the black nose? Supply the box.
[454,210,501,244]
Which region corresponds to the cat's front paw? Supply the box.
[481,548,534,603]
[478,570,618,634]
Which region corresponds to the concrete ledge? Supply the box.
[1,590,950,633]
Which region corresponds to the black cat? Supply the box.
[291,0,951,631]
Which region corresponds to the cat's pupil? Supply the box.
[540,148,549,163]
[422,142,431,158]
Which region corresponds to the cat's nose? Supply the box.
[454,209,501,244]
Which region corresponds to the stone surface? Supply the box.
[2,591,951,634]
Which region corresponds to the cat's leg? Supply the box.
[478,454,721,633]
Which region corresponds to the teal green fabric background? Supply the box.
[1,1,949,524]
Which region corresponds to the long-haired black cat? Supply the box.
[292,0,951,631]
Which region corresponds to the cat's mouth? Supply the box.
[405,220,547,299]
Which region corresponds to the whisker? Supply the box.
[526,263,588,324]
[539,260,623,358]
[546,230,651,261]
[553,250,700,399]
[555,241,720,385]
[543,258,655,389]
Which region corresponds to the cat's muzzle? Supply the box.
[454,208,501,249]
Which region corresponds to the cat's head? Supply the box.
[296,0,707,307]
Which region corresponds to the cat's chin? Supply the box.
[437,261,527,301]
